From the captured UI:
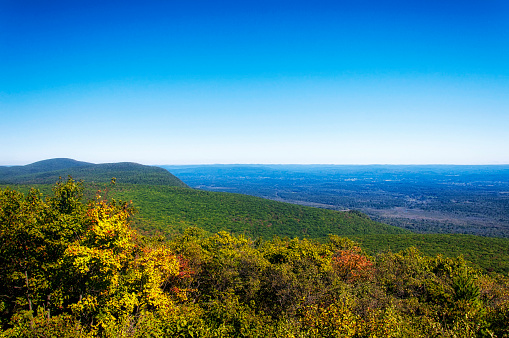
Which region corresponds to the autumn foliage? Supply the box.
[331,247,373,282]
[1,179,509,337]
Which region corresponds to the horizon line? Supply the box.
[3,158,509,167]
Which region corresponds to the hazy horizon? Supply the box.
[3,158,509,167]
[2,1,508,165]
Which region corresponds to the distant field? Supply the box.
[162,164,509,237]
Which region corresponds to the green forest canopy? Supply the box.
[1,179,509,337]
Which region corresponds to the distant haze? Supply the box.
[1,1,508,165]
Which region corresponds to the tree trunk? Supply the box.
[24,270,34,329]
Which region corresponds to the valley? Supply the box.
[163,164,509,237]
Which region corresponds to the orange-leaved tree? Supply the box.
[331,246,373,282]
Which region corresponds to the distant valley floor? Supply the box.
[162,164,509,238]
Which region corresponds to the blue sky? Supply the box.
[1,0,508,165]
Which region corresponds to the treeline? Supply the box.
[349,233,509,274]
[1,180,509,337]
[369,216,509,238]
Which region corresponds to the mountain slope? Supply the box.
[3,160,508,273]
[109,184,410,238]
[106,184,509,273]
[0,158,91,177]
[0,158,188,187]
[2,173,509,273]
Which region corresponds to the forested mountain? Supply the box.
[0,158,188,187]
[1,179,508,337]
[109,184,409,237]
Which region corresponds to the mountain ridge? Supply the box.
[0,158,188,187]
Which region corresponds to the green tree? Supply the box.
[0,178,89,328]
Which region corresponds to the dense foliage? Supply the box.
[108,183,509,274]
[4,182,509,274]
[1,180,509,337]
[350,234,509,274]
[108,184,408,238]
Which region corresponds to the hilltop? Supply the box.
[0,158,188,187]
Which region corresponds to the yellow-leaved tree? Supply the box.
[0,178,190,337]
[60,189,191,335]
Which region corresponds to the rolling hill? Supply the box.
[0,158,188,187]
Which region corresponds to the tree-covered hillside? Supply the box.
[4,179,509,274]
[106,184,509,274]
[349,233,509,274]
[164,164,509,237]
[109,184,409,239]
[3,158,509,275]
[0,158,187,187]
[1,180,508,337]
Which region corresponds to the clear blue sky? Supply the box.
[1,0,508,165]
